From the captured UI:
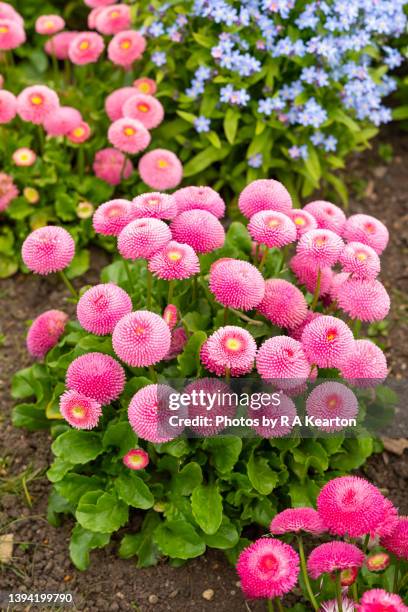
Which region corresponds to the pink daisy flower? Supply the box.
[301,315,354,369]
[122,93,164,129]
[94,4,131,35]
[270,507,326,536]
[22,226,74,275]
[93,148,133,185]
[365,552,390,572]
[320,598,356,612]
[290,311,322,342]
[339,242,380,280]
[297,229,344,268]
[66,352,125,405]
[133,77,157,95]
[123,448,149,470]
[170,210,225,254]
[67,121,91,144]
[108,117,150,154]
[138,149,183,190]
[307,542,364,579]
[359,589,408,612]
[84,0,116,6]
[237,538,300,599]
[201,325,256,377]
[290,254,333,298]
[185,378,237,436]
[173,185,226,219]
[59,389,102,429]
[149,240,200,280]
[128,383,183,443]
[0,172,18,212]
[162,304,178,330]
[77,283,132,335]
[209,259,265,310]
[105,86,138,121]
[164,326,188,361]
[248,210,297,248]
[43,106,82,137]
[118,217,171,260]
[304,200,346,234]
[108,30,146,67]
[381,517,408,559]
[93,198,134,236]
[238,178,292,219]
[0,89,16,124]
[44,31,78,60]
[258,279,308,330]
[0,2,24,26]
[17,85,59,125]
[337,279,390,322]
[306,382,358,432]
[343,214,389,255]
[328,272,350,302]
[35,15,65,35]
[375,498,399,539]
[288,209,318,238]
[256,336,311,389]
[12,147,36,167]
[339,339,387,387]
[0,18,25,50]
[112,310,171,367]
[26,310,68,359]
[131,192,177,220]
[250,395,297,438]
[68,32,104,65]
[317,476,390,538]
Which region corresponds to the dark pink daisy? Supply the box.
[250,395,297,439]
[359,589,408,611]
[123,448,149,470]
[238,179,292,219]
[305,382,358,432]
[296,229,344,268]
[339,242,380,280]
[66,352,125,405]
[301,315,354,369]
[304,200,346,234]
[337,278,390,322]
[133,77,157,95]
[381,517,408,560]
[59,389,102,429]
[339,339,387,387]
[148,240,200,280]
[112,310,171,367]
[256,336,311,389]
[248,210,297,248]
[185,378,237,436]
[200,325,257,377]
[162,304,178,330]
[174,186,225,218]
[307,542,364,579]
[22,226,75,275]
[128,383,183,443]
[287,209,318,238]
[258,279,308,330]
[77,283,132,335]
[93,199,134,236]
[170,210,225,254]
[209,259,265,310]
[26,310,68,359]
[118,218,172,260]
[164,327,188,361]
[131,192,177,220]
[270,508,326,536]
[343,214,389,255]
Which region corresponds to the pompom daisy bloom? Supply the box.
[93,148,133,185]
[84,0,116,6]
[0,2,24,26]
[138,149,183,190]
[287,209,318,238]
[23,187,39,204]
[340,339,387,387]
[258,279,308,330]
[306,382,358,432]
[22,226,74,275]
[35,15,65,35]
[113,310,171,367]
[162,304,178,330]
[381,516,408,559]
[173,185,225,218]
[375,498,399,539]
[307,542,364,580]
[123,448,149,470]
[94,4,131,35]
[59,389,102,429]
[0,89,16,124]
[256,336,311,389]
[209,259,265,310]
[301,315,354,369]
[297,229,344,268]
[250,395,297,438]
[149,240,200,280]
[105,87,137,122]
[0,173,18,212]
[201,326,257,377]
[328,272,350,302]
[304,200,346,234]
[67,121,91,144]
[289,254,333,298]
[68,31,104,65]
[320,597,356,612]
[248,210,297,248]
[237,538,300,599]
[131,192,177,220]
[67,352,125,405]
[290,311,322,342]
[12,147,36,167]
[108,30,146,67]
[122,93,164,129]
[343,214,389,255]
[93,199,134,236]
[118,218,171,260]
[359,589,408,612]
[238,178,292,219]
[365,552,390,572]
[170,210,225,254]
[77,283,132,335]
[337,279,390,323]
[128,383,182,443]
[270,508,326,536]
[44,31,78,59]
[317,476,390,538]
[17,85,59,124]
[43,106,82,137]
[185,378,237,436]
[76,201,94,219]
[0,19,25,50]
[133,77,157,95]
[164,326,188,361]
[108,117,151,154]
[339,242,380,280]
[26,310,68,359]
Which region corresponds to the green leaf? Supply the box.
[69,524,110,571]
[47,458,74,483]
[52,430,103,464]
[12,403,50,430]
[203,437,242,473]
[102,421,138,455]
[176,110,196,124]
[202,517,239,549]
[192,32,214,48]
[288,480,320,507]
[154,520,206,559]
[76,490,129,533]
[54,474,104,505]
[183,146,229,177]
[223,108,239,144]
[115,473,154,509]
[172,462,203,496]
[0,254,18,279]
[247,453,278,495]
[226,222,252,254]
[65,249,90,279]
[154,438,190,457]
[177,331,207,376]
[118,513,161,567]
[325,172,348,206]
[191,483,223,535]
[392,105,408,120]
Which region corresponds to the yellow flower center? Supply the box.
[167,250,182,262]
[137,103,150,113]
[147,198,159,205]
[326,331,337,342]
[134,325,145,335]
[364,223,375,234]
[120,39,131,49]
[79,40,90,50]
[327,396,338,409]
[225,338,241,351]
[73,127,85,138]
[124,126,136,136]
[0,25,9,33]
[138,82,150,93]
[267,218,280,228]
[294,216,305,226]
[44,20,54,30]
[356,251,367,261]
[20,154,29,161]
[110,10,120,18]
[130,455,142,466]
[315,236,326,247]
[157,159,168,168]
[31,96,43,106]
[107,206,121,217]
[72,406,85,418]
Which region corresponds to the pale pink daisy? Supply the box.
[238,178,292,219]
[307,542,364,579]
[93,199,134,236]
[339,242,380,280]
[66,352,125,404]
[297,229,344,268]
[306,382,358,432]
[43,106,82,137]
[123,448,149,470]
[173,185,225,218]
[209,259,265,310]
[112,310,171,367]
[0,2,24,26]
[118,218,171,260]
[131,192,177,220]
[320,597,356,612]
[26,310,68,359]
[60,389,102,429]
[0,89,16,124]
[287,209,318,238]
[301,315,354,369]
[94,4,131,35]
[105,86,138,121]
[343,214,389,255]
[17,85,59,124]
[133,77,157,95]
[250,395,297,438]
[108,30,146,67]
[162,304,178,330]
[257,279,308,330]
[122,93,164,129]
[289,254,333,298]
[185,378,237,436]
[0,19,25,50]
[290,311,322,342]
[248,210,297,248]
[35,15,65,35]
[138,149,183,190]
[270,507,326,536]
[339,339,387,387]
[381,517,408,559]
[108,117,151,154]
[0,172,18,211]
[77,283,132,335]
[68,32,104,65]
[22,226,74,275]
[256,336,311,389]
[44,31,78,60]
[170,210,225,254]
[67,121,91,144]
[304,200,346,234]
[128,383,182,443]
[149,240,200,280]
[337,279,390,322]
[328,272,350,302]
[365,552,390,572]
[359,589,408,611]
[93,148,133,185]
[201,325,257,377]
[12,147,36,167]
[84,0,116,6]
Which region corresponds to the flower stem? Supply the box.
[37,124,45,155]
[120,152,129,183]
[258,246,269,272]
[274,598,285,612]
[230,308,264,326]
[192,275,198,301]
[267,600,274,612]
[123,259,133,294]
[168,280,174,303]
[353,318,361,338]
[362,533,370,554]
[50,38,59,87]
[77,146,85,180]
[225,367,231,385]
[297,536,319,611]
[311,267,321,310]
[223,306,229,325]
[254,243,260,265]
[147,268,152,310]
[148,365,157,383]
[393,559,400,592]
[58,270,78,299]
[335,572,343,612]
[352,581,358,602]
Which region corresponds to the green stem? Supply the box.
[393,559,400,592]
[297,536,319,611]
[335,572,343,612]
[147,268,152,310]
[311,267,321,310]
[254,243,260,265]
[167,280,174,304]
[230,308,264,326]
[362,533,370,554]
[274,599,284,612]
[351,581,358,602]
[223,306,229,325]
[225,367,231,385]
[37,124,45,155]
[148,365,157,383]
[123,259,133,294]
[258,246,269,272]
[274,250,284,276]
[267,600,274,612]
[50,38,59,87]
[192,275,198,301]
[77,146,85,180]
[120,152,129,183]
[353,319,361,338]
[58,270,78,299]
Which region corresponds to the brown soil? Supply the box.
[0,130,407,612]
